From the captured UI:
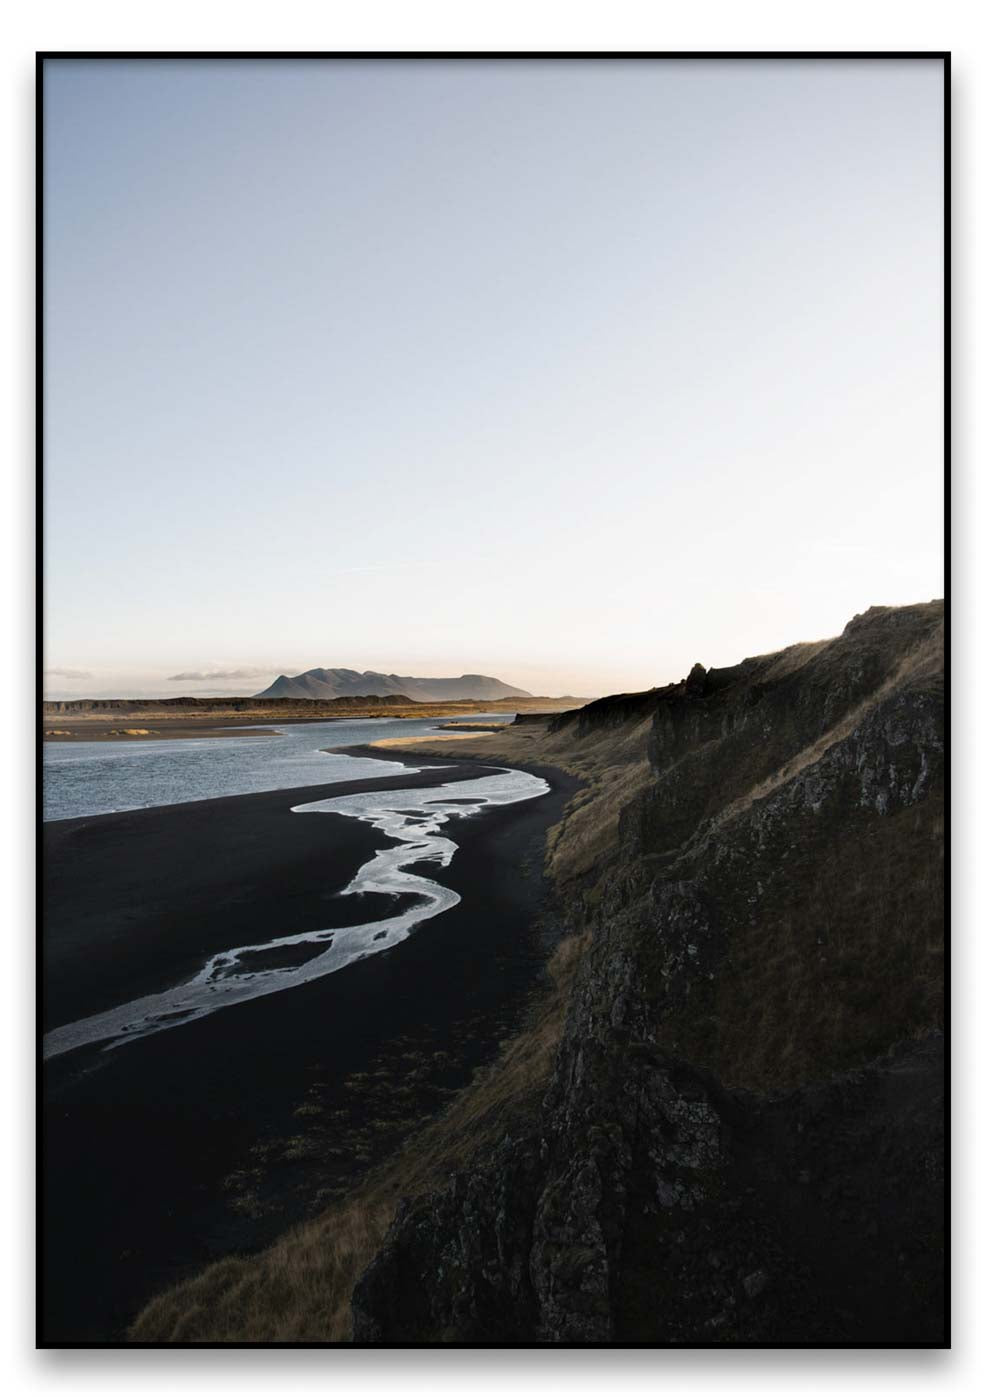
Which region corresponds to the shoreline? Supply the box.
[44,724,281,742]
[42,751,580,1344]
[42,698,585,743]
[331,743,584,806]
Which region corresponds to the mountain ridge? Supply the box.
[255,668,532,702]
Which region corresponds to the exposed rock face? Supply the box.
[353,602,944,1345]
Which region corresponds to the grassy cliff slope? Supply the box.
[132,601,944,1345]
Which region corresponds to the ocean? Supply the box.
[42,713,513,821]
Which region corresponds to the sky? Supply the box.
[43,58,944,699]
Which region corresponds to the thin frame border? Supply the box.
[35,49,951,1353]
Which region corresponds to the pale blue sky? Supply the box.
[43,58,944,698]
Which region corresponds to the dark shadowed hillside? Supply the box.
[352,601,944,1345]
[131,601,944,1345]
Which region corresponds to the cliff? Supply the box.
[352,601,944,1345]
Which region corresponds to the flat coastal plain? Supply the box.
[43,696,586,741]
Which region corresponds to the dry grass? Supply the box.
[649,621,945,1092]
[128,933,588,1344]
[692,623,945,859]
[373,716,653,886]
[757,638,832,681]
[657,798,944,1092]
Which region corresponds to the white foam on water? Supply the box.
[43,766,549,1060]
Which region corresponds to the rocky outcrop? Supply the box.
[352,602,945,1345]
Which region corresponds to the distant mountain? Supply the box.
[254,668,532,703]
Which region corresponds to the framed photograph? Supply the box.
[39,52,947,1349]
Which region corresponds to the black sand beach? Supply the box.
[42,753,579,1344]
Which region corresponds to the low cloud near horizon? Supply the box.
[167,667,279,682]
[44,667,92,680]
